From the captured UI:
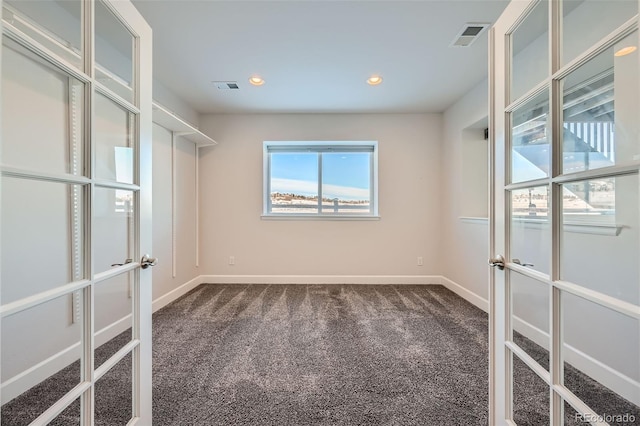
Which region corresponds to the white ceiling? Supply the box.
[131,0,510,114]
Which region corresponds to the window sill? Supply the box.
[261,214,381,221]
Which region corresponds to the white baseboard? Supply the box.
[200,274,441,285]
[152,275,204,312]
[439,275,489,312]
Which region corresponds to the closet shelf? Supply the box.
[152,102,217,147]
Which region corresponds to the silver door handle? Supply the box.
[513,258,534,267]
[111,258,133,267]
[489,255,505,270]
[141,254,157,269]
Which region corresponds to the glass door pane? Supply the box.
[1,38,85,177]
[95,0,135,103]
[562,0,638,67]
[1,293,83,423]
[51,399,81,426]
[94,272,134,368]
[1,177,84,304]
[95,353,133,424]
[94,187,134,274]
[560,174,639,305]
[95,94,135,184]
[510,0,549,102]
[2,0,82,68]
[512,353,550,425]
[562,291,640,420]
[510,186,550,275]
[561,31,639,174]
[511,90,550,184]
[510,271,550,369]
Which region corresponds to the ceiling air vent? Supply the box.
[450,23,491,48]
[213,81,239,90]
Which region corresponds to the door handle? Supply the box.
[111,258,133,267]
[141,254,157,269]
[513,258,534,267]
[488,255,505,270]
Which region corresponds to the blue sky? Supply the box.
[271,152,370,201]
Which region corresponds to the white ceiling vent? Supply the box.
[450,23,491,47]
[213,81,239,90]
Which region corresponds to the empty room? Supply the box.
[1,0,639,425]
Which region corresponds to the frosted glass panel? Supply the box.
[1,38,84,176]
[95,93,134,184]
[94,188,134,274]
[1,177,84,304]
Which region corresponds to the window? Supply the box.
[263,141,378,218]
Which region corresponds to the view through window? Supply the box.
[264,142,378,217]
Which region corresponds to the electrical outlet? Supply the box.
[229,256,235,266]
[417,256,424,266]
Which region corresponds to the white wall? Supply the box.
[442,81,490,304]
[198,113,442,281]
[151,123,200,305]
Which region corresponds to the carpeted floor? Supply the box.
[2,284,639,425]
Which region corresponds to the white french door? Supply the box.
[0,0,153,424]
[490,0,640,425]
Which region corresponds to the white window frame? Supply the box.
[262,141,379,220]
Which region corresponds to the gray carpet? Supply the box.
[151,284,490,425]
[2,284,639,425]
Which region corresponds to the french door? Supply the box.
[490,0,640,424]
[0,0,153,424]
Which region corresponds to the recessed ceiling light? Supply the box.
[249,76,265,86]
[367,75,383,86]
[614,46,637,57]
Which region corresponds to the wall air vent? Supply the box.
[450,23,491,47]
[213,81,239,90]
